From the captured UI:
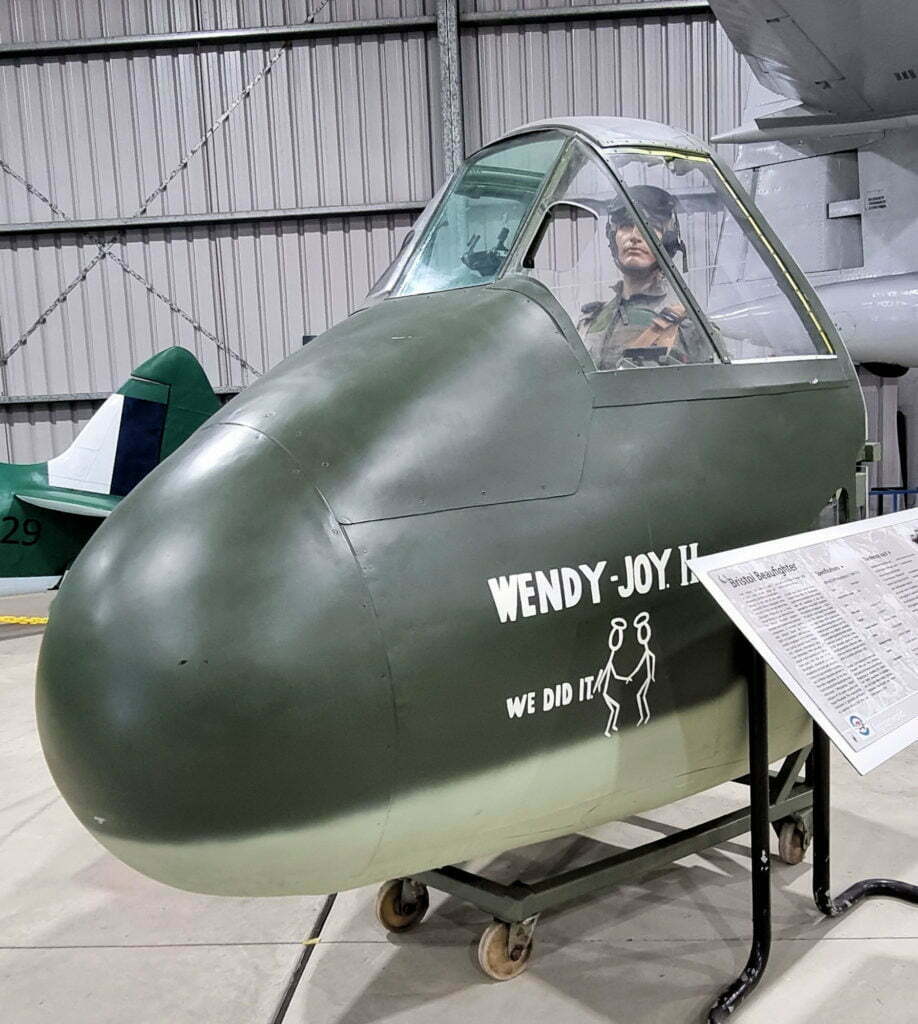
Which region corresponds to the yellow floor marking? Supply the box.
[0,616,49,625]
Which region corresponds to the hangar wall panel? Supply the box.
[0,1,754,462]
[0,34,436,223]
[0,212,414,396]
[0,399,96,464]
[463,14,743,153]
[0,50,213,223]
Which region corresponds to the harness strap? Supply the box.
[629,304,688,357]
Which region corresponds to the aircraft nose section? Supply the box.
[36,423,395,895]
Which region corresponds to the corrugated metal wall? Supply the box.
[0,35,436,220]
[0,397,98,463]
[0,0,748,460]
[463,13,741,152]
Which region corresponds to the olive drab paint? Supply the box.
[36,118,865,897]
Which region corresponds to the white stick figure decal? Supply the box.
[596,610,657,735]
[596,617,629,736]
[631,611,656,726]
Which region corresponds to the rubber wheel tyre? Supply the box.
[777,820,807,865]
[477,921,533,981]
[374,879,429,933]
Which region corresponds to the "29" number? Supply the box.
[1,516,41,545]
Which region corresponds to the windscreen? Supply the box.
[607,150,833,360]
[518,139,718,371]
[392,133,565,297]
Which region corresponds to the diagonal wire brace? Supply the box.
[0,0,337,373]
[105,249,262,377]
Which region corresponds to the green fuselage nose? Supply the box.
[34,283,863,897]
[36,419,397,895]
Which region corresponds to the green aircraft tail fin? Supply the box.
[0,348,219,595]
[118,347,222,464]
[44,347,221,499]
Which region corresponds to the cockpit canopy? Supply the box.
[370,123,833,369]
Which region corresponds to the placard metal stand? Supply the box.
[707,645,918,1023]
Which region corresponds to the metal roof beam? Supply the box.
[0,386,241,406]
[0,17,437,58]
[0,3,711,59]
[463,2,711,28]
[0,202,426,238]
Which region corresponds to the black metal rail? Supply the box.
[708,651,918,1021]
[708,649,771,1021]
[810,725,918,918]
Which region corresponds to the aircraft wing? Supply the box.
[710,0,918,138]
[15,489,120,518]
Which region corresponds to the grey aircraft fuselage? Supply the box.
[710,0,918,373]
[727,118,918,373]
[35,119,866,897]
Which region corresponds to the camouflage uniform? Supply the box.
[578,276,711,370]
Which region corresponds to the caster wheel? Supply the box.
[375,879,429,933]
[778,820,809,865]
[477,921,533,981]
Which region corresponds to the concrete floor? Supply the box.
[0,590,55,639]
[1,611,916,1024]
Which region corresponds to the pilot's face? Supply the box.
[615,221,661,272]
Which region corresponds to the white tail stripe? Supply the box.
[0,575,60,597]
[47,393,124,494]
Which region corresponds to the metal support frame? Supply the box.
[436,0,465,178]
[407,641,916,1019]
[735,741,812,840]
[414,758,812,924]
[871,486,918,514]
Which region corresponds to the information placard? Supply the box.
[690,509,918,774]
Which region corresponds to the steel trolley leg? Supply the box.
[708,648,772,1023]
